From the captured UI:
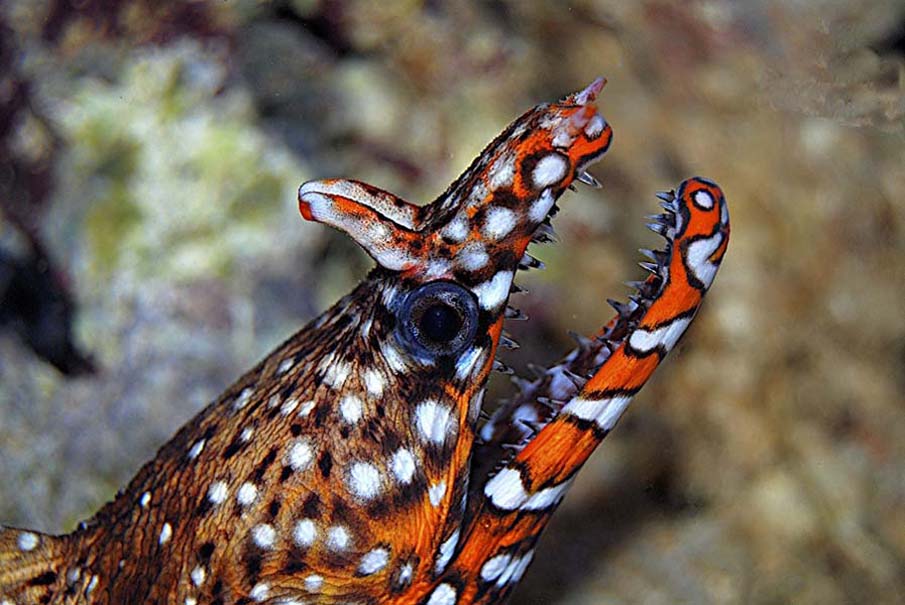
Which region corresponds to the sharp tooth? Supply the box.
[492,360,514,375]
[518,253,545,271]
[509,283,525,294]
[656,190,675,202]
[504,306,528,320]
[639,261,659,274]
[532,222,558,243]
[567,184,577,192]
[563,369,588,389]
[660,201,676,213]
[499,334,520,350]
[576,170,602,188]
[607,298,634,317]
[646,222,668,236]
[639,248,658,261]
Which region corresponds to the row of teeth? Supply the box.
[478,182,679,446]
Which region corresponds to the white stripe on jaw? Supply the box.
[563,394,633,432]
[685,232,723,288]
[627,316,693,355]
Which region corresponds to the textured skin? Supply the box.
[0,78,729,605]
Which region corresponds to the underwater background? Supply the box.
[1,1,904,603]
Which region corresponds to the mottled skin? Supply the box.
[0,79,729,605]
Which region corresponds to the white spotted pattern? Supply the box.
[251,524,276,549]
[363,368,385,397]
[693,189,714,209]
[326,525,350,551]
[187,439,205,459]
[429,481,447,507]
[425,582,458,605]
[483,467,528,510]
[391,448,416,484]
[191,566,206,587]
[348,461,383,500]
[358,547,390,575]
[207,481,228,505]
[139,491,151,508]
[293,519,317,547]
[159,522,172,545]
[528,189,556,223]
[304,574,323,592]
[483,206,517,240]
[17,531,38,552]
[250,582,270,601]
[531,154,568,188]
[435,529,460,573]
[415,400,453,445]
[237,482,258,506]
[480,553,512,582]
[685,232,724,288]
[472,270,513,310]
[340,394,364,423]
[287,439,314,471]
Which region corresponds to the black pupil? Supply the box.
[419,303,462,343]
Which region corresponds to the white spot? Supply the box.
[340,394,364,424]
[277,357,294,374]
[442,217,469,242]
[348,461,383,500]
[528,189,556,223]
[240,427,254,442]
[185,598,197,605]
[86,575,98,594]
[16,531,38,552]
[391,448,417,484]
[359,547,390,575]
[563,394,634,431]
[293,519,317,547]
[207,481,228,505]
[428,481,447,507]
[187,439,205,460]
[268,394,281,409]
[252,524,276,549]
[159,522,172,545]
[435,529,460,572]
[191,566,206,586]
[281,397,299,415]
[685,232,724,288]
[237,482,258,506]
[326,526,350,551]
[458,242,489,271]
[139,491,151,508]
[455,346,486,381]
[483,467,528,510]
[298,400,316,417]
[627,316,693,355]
[304,574,323,592]
[360,316,374,339]
[426,259,452,279]
[287,440,314,472]
[693,189,714,209]
[398,562,414,585]
[481,553,512,582]
[363,368,385,397]
[323,360,351,388]
[233,387,254,410]
[250,582,270,601]
[489,152,516,189]
[415,400,454,445]
[483,206,517,240]
[584,114,605,139]
[425,582,458,605]
[532,154,568,189]
[721,200,730,226]
[473,270,513,310]
[509,550,535,585]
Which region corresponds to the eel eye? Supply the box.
[397,281,479,360]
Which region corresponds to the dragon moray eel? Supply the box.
[0,78,730,605]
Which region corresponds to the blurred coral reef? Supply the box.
[1,1,904,603]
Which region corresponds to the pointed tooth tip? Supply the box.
[576,170,602,188]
